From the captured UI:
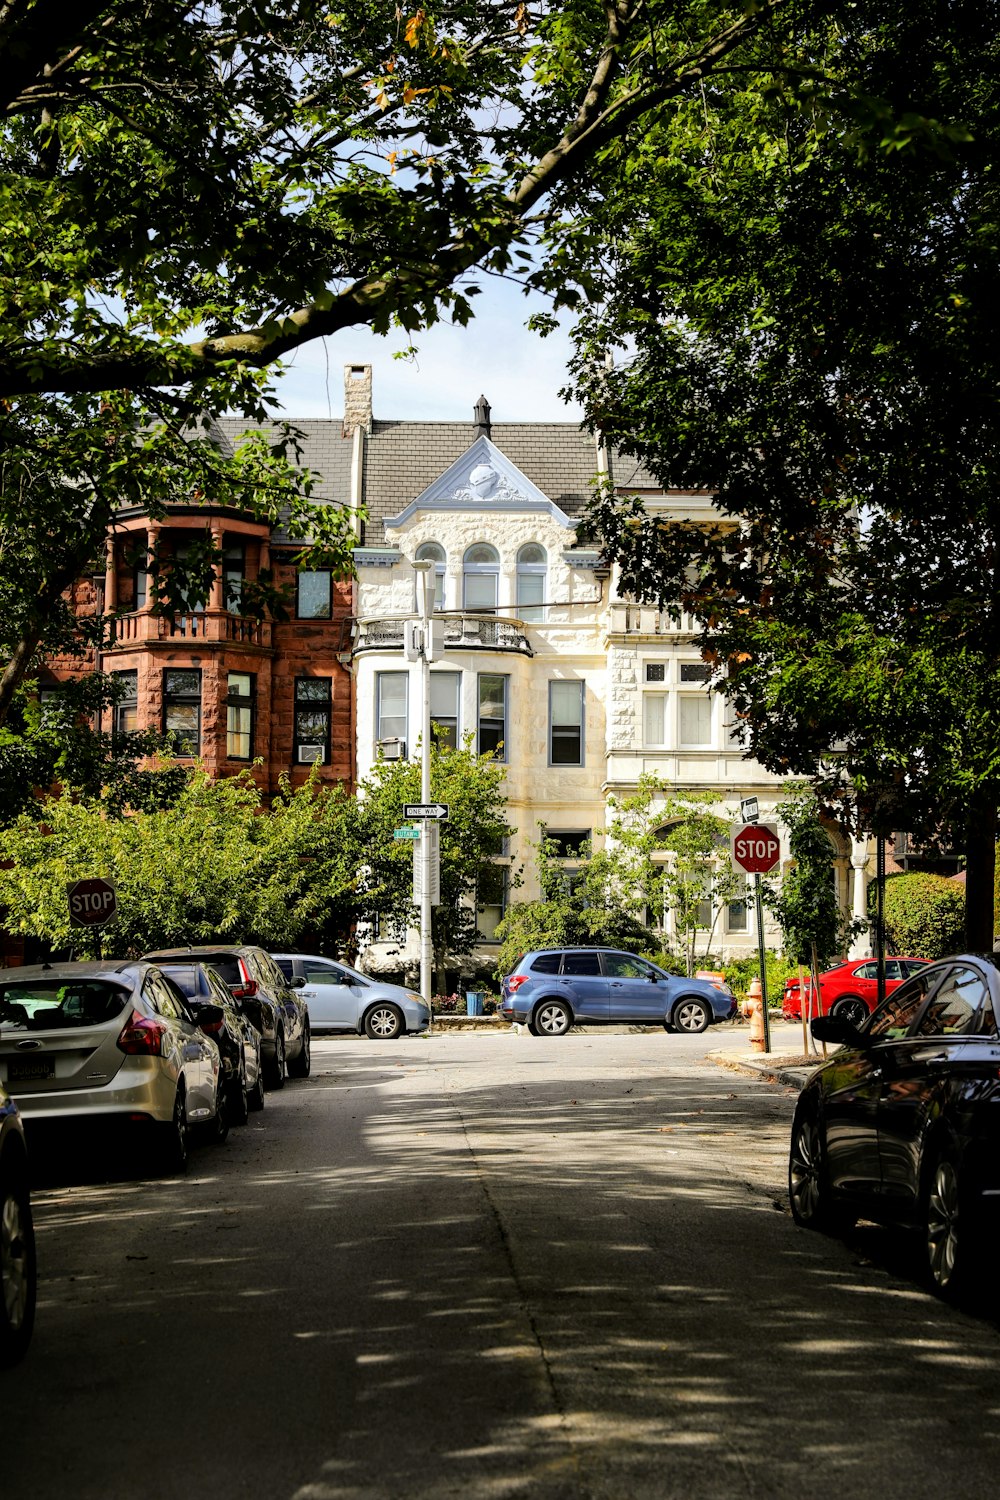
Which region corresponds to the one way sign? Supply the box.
[403,803,449,820]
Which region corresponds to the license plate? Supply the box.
[8,1056,54,1082]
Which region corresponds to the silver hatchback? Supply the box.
[0,961,225,1173]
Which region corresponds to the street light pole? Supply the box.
[411,560,434,1024]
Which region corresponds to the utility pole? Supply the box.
[411,559,434,1021]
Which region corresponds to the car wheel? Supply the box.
[158,1087,189,1175]
[229,1065,250,1127]
[831,995,869,1027]
[671,997,711,1034]
[365,1004,403,1039]
[530,1000,572,1036]
[205,1080,230,1145]
[788,1104,854,1234]
[0,1157,36,1368]
[924,1150,975,1301]
[266,1028,286,1090]
[248,1064,265,1112]
[289,1020,312,1078]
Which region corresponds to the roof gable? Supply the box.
[383,436,573,529]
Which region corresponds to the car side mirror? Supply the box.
[290,976,306,989]
[812,1014,867,1047]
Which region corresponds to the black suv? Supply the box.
[152,960,265,1121]
[143,946,310,1088]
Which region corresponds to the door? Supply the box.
[604,952,665,1023]
[559,952,609,1020]
[823,970,936,1197]
[299,960,362,1029]
[146,975,217,1119]
[877,963,999,1207]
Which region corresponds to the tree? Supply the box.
[879,873,966,960]
[567,0,1000,946]
[349,738,517,987]
[0,0,824,724]
[763,785,858,1049]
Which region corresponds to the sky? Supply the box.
[270,274,584,425]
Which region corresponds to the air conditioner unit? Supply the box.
[378,738,406,760]
[298,745,325,764]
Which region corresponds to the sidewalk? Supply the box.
[709,1047,820,1089]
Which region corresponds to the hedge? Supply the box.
[877,873,965,959]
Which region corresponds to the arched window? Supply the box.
[516,543,547,622]
[463,543,499,614]
[415,542,446,611]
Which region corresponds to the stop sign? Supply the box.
[67,877,118,927]
[732,824,781,875]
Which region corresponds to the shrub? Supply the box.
[722,950,803,1003]
[877,873,965,959]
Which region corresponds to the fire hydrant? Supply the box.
[741,978,766,1052]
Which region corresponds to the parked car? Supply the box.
[782,956,930,1026]
[143,946,310,1088]
[152,960,265,1121]
[500,949,737,1035]
[272,953,430,1038]
[0,961,227,1173]
[789,953,1000,1303]
[0,1079,35,1366]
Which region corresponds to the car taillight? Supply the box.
[506,975,529,994]
[232,979,258,999]
[117,1012,167,1056]
[198,1014,225,1034]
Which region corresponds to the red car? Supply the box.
[781,957,930,1027]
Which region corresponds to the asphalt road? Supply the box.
[4,1024,1000,1500]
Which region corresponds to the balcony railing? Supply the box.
[106,610,272,649]
[354,614,533,655]
[607,603,698,636]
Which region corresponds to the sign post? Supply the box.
[732,823,781,1054]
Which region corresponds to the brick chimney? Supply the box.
[343,364,373,436]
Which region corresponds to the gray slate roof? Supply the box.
[214,413,657,545]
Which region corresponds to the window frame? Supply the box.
[548,679,585,767]
[293,676,332,765]
[296,569,332,620]
[415,542,447,611]
[463,543,500,614]
[376,671,408,748]
[112,669,139,739]
[516,543,547,623]
[226,671,255,761]
[477,672,508,761]
[429,671,461,751]
[677,692,714,747]
[163,668,202,756]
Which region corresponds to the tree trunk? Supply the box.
[0,544,100,729]
[964,791,997,950]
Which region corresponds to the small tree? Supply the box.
[765,786,857,1051]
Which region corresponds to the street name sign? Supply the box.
[732,824,780,875]
[403,803,449,820]
[393,826,421,840]
[67,877,118,927]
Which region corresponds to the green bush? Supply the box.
[877,873,965,959]
[722,950,803,1003]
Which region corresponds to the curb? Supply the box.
[709,1050,818,1090]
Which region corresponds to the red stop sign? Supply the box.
[67,877,118,927]
[732,824,781,874]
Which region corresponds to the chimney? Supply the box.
[473,394,491,440]
[343,364,373,436]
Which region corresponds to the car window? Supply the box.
[255,951,287,991]
[157,965,200,998]
[867,970,936,1040]
[884,961,904,982]
[562,951,602,976]
[914,966,997,1038]
[202,967,236,1010]
[160,975,197,1022]
[0,979,129,1029]
[203,955,242,987]
[904,960,929,976]
[854,962,878,980]
[273,958,294,980]
[144,973,183,1020]
[529,953,561,974]
[303,960,345,984]
[605,953,657,980]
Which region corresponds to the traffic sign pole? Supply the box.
[754,873,771,1054]
[412,560,435,1031]
[732,823,780,1055]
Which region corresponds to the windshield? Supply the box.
[0,979,130,1030]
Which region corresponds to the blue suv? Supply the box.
[500,948,736,1035]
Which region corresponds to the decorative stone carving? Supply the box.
[450,463,527,505]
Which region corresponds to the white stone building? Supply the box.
[337,366,872,978]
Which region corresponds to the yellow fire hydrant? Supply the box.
[741,978,766,1052]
